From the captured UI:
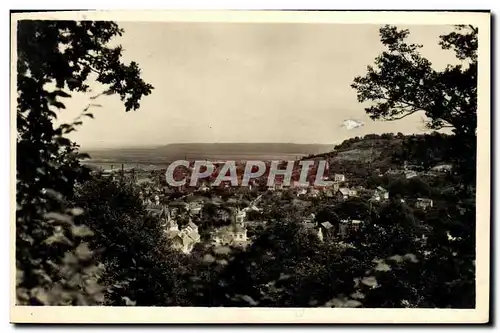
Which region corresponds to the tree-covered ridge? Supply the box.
[315,131,453,169]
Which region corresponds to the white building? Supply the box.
[372,186,389,201]
[405,170,418,179]
[211,222,248,247]
[188,202,203,215]
[334,174,346,182]
[339,219,363,238]
[297,188,308,197]
[337,188,358,200]
[416,198,433,210]
[168,221,201,254]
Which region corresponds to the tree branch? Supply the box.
[77,60,102,76]
[384,110,419,121]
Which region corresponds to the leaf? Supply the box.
[77,152,91,160]
[350,291,365,300]
[278,273,291,280]
[70,207,85,216]
[16,288,30,303]
[213,246,231,255]
[71,225,94,238]
[75,242,93,261]
[63,252,78,265]
[216,259,228,266]
[324,297,345,307]
[239,295,258,306]
[53,90,72,98]
[121,296,136,306]
[49,101,66,109]
[85,280,103,295]
[375,262,391,272]
[31,287,50,305]
[344,300,363,308]
[56,137,71,146]
[84,113,95,119]
[35,167,46,175]
[44,232,72,246]
[202,254,215,264]
[361,276,378,288]
[403,253,419,263]
[43,189,64,202]
[388,255,404,263]
[16,269,24,286]
[44,212,73,224]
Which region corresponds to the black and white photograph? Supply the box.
[10,10,490,324]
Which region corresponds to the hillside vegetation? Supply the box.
[305,132,454,179]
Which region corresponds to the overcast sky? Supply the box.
[56,22,457,148]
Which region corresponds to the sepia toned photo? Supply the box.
[10,10,490,324]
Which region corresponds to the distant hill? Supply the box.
[83,143,335,167]
[156,143,334,157]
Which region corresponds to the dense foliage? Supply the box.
[352,24,477,192]
[16,20,153,305]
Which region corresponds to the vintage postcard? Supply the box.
[10,10,490,324]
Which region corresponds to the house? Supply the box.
[297,188,308,197]
[416,198,433,210]
[337,188,350,200]
[167,221,201,254]
[334,174,346,182]
[339,220,350,238]
[217,209,230,221]
[405,170,418,179]
[169,200,190,212]
[211,222,248,247]
[385,169,403,176]
[145,203,168,220]
[199,182,210,192]
[320,221,334,237]
[339,219,363,238]
[243,204,261,213]
[351,219,362,232]
[144,194,161,207]
[431,164,453,173]
[235,208,246,223]
[372,186,389,201]
[244,220,268,229]
[337,188,358,200]
[302,221,323,241]
[323,188,334,198]
[163,212,179,232]
[211,208,250,247]
[308,188,320,198]
[188,202,203,215]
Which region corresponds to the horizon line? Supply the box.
[79,141,340,150]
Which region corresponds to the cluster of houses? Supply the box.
[297,174,436,242]
[300,213,363,242]
[140,169,437,254]
[143,193,254,254]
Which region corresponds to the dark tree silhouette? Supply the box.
[16,20,153,305]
